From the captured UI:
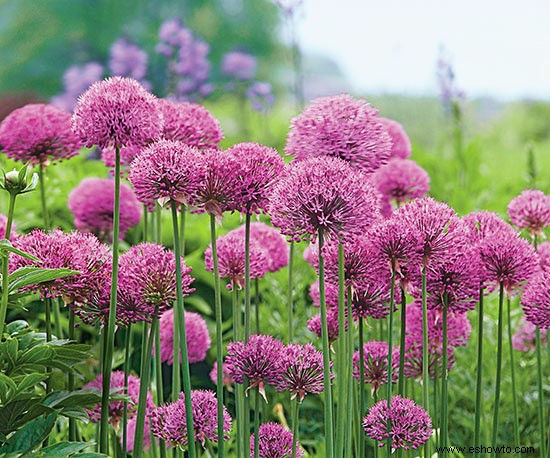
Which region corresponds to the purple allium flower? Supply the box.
[307,307,341,343]
[68,177,142,241]
[0,103,81,166]
[118,243,194,323]
[150,390,232,447]
[437,52,466,110]
[233,222,289,272]
[350,284,392,320]
[363,395,432,450]
[397,197,464,267]
[303,241,318,266]
[210,361,234,389]
[204,229,269,290]
[0,214,16,241]
[512,316,548,351]
[129,139,205,210]
[507,189,550,236]
[251,422,303,458]
[352,341,397,392]
[268,156,381,242]
[521,270,550,329]
[84,370,154,427]
[226,142,285,214]
[225,334,284,400]
[370,159,430,208]
[275,343,328,401]
[538,241,550,272]
[377,117,412,159]
[10,229,111,306]
[462,211,517,245]
[402,338,454,380]
[51,62,104,112]
[109,38,148,82]
[158,18,184,47]
[246,82,275,113]
[308,280,339,308]
[101,144,143,170]
[285,94,393,174]
[478,232,538,294]
[190,148,244,217]
[159,99,223,148]
[125,415,152,453]
[71,76,163,149]
[221,51,257,80]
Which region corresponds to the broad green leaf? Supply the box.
[15,373,47,395]
[40,441,93,457]
[0,243,39,262]
[42,390,102,409]
[0,412,56,453]
[8,267,80,293]
[5,321,29,335]
[58,407,90,423]
[73,454,110,458]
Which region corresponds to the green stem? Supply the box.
[38,165,49,229]
[53,298,63,339]
[155,203,162,244]
[172,300,181,401]
[291,398,300,458]
[68,309,77,442]
[421,266,430,458]
[232,288,242,458]
[254,278,260,335]
[345,285,354,457]
[358,319,365,458]
[386,269,396,458]
[209,214,224,458]
[155,330,167,458]
[0,192,17,340]
[143,206,149,242]
[440,295,449,457]
[398,288,407,395]
[474,288,484,458]
[99,145,121,454]
[179,206,185,250]
[507,297,520,455]
[287,241,294,342]
[490,283,505,458]
[336,242,346,458]
[318,229,334,458]
[122,324,132,455]
[45,297,52,342]
[244,212,251,343]
[536,326,547,458]
[253,387,260,458]
[171,201,196,458]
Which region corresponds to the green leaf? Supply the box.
[40,441,93,457]
[73,454,110,458]
[0,412,57,454]
[58,407,90,423]
[8,267,80,293]
[41,389,102,409]
[0,244,39,262]
[15,373,47,395]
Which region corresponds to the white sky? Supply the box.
[297,0,550,100]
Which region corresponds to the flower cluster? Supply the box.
[251,422,303,458]
[507,189,550,236]
[352,341,397,392]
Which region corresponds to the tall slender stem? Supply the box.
[171,201,196,458]
[99,145,121,453]
[244,212,251,343]
[440,295,449,456]
[536,326,547,458]
[345,285,354,456]
[335,242,346,458]
[232,288,242,458]
[68,309,77,441]
[172,301,181,401]
[155,322,167,458]
[143,206,149,242]
[386,269,396,457]
[317,229,334,458]
[287,241,295,342]
[507,297,520,455]
[38,165,49,229]
[209,214,224,458]
[0,192,17,340]
[421,266,430,458]
[122,324,132,455]
[254,278,260,335]
[358,319,365,458]
[474,288,484,458]
[253,387,260,458]
[398,288,407,395]
[291,398,300,458]
[490,283,505,458]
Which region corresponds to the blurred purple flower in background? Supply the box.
[222,51,257,80]
[246,82,276,113]
[109,38,149,87]
[51,62,104,111]
[437,49,466,112]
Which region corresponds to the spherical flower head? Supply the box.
[210,361,235,389]
[84,371,154,427]
[72,76,163,149]
[268,156,381,243]
[307,307,342,343]
[0,213,16,241]
[151,390,232,448]
[225,334,284,400]
[190,148,244,217]
[478,232,538,294]
[159,99,223,148]
[251,422,303,458]
[537,241,550,272]
[226,142,285,214]
[363,395,432,450]
[512,316,548,351]
[285,94,392,174]
[377,117,412,159]
[402,337,454,380]
[352,341,397,392]
[221,51,257,80]
[129,139,206,210]
[10,229,111,307]
[462,211,517,245]
[68,177,142,241]
[521,270,550,329]
[0,103,81,166]
[234,222,289,272]
[100,144,143,170]
[204,229,269,289]
[309,280,339,308]
[507,189,550,236]
[369,159,430,207]
[275,343,328,401]
[118,243,195,323]
[157,309,211,364]
[350,284,392,320]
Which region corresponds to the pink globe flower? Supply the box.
[159,99,223,148]
[125,415,153,453]
[72,76,163,149]
[157,309,211,364]
[537,241,550,272]
[521,270,550,329]
[352,341,397,393]
[234,222,289,272]
[226,142,285,214]
[309,280,339,308]
[378,117,412,159]
[100,144,143,170]
[68,177,142,241]
[512,316,548,352]
[0,103,81,166]
[210,361,234,389]
[402,337,455,380]
[251,422,304,458]
[462,211,517,245]
[307,307,342,343]
[150,390,232,447]
[285,94,392,174]
[268,156,381,243]
[363,395,432,450]
[507,189,550,236]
